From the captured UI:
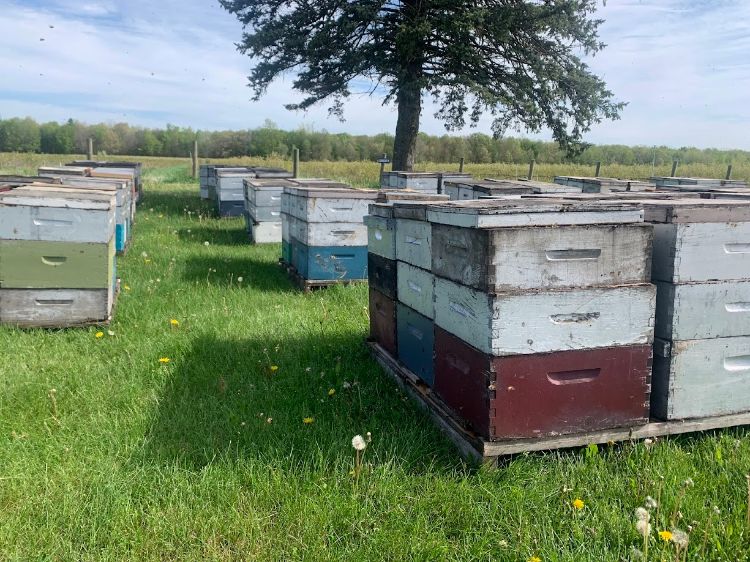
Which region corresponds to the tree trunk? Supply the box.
[392,79,421,172]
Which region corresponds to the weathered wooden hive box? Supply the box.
[651,176,748,190]
[282,185,378,282]
[38,166,90,177]
[424,198,655,440]
[215,169,257,217]
[444,180,536,201]
[243,179,294,244]
[199,165,210,199]
[70,161,143,203]
[0,185,118,327]
[642,198,750,420]
[555,176,654,193]
[393,172,440,193]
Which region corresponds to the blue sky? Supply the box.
[0,0,749,149]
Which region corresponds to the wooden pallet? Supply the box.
[280,261,367,293]
[368,342,750,463]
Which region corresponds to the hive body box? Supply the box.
[0,184,118,327]
[651,176,748,190]
[70,161,143,203]
[555,176,654,193]
[369,288,397,356]
[644,199,750,420]
[434,327,652,440]
[243,179,293,244]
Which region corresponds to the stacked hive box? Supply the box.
[380,171,471,193]
[644,199,750,420]
[243,178,295,243]
[651,176,748,190]
[365,192,449,360]
[282,186,378,284]
[554,176,654,193]
[69,161,143,204]
[37,168,135,254]
[0,184,118,327]
[444,179,582,201]
[376,198,657,440]
[213,167,293,217]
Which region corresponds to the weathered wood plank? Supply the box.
[364,215,396,259]
[397,261,435,319]
[395,219,432,269]
[0,288,112,327]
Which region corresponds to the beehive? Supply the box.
[554,176,654,193]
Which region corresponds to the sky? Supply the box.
[0,0,748,149]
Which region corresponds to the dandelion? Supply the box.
[645,496,658,510]
[123,284,131,291]
[636,519,651,537]
[107,330,115,337]
[95,331,104,339]
[683,478,694,488]
[141,252,148,258]
[366,431,372,443]
[328,388,336,397]
[303,417,314,425]
[629,547,644,560]
[644,438,654,448]
[269,365,279,373]
[204,241,210,246]
[144,259,151,264]
[572,499,584,510]
[266,417,273,424]
[498,540,509,548]
[237,276,243,283]
[352,435,367,451]
[658,530,673,542]
[528,557,541,562]
[158,357,170,364]
[342,381,351,389]
[635,507,650,521]
[170,319,179,327]
[671,528,689,549]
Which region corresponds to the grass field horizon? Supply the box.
[2,156,750,560]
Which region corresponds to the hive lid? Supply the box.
[38,166,90,176]
[288,179,351,189]
[0,175,63,184]
[393,171,440,178]
[482,178,584,194]
[243,178,295,189]
[283,186,377,198]
[376,190,449,202]
[0,184,116,210]
[59,177,129,191]
[634,198,750,223]
[424,198,644,227]
[390,200,452,221]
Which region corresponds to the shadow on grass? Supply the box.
[138,332,464,472]
[139,188,214,218]
[182,255,291,292]
[178,225,249,247]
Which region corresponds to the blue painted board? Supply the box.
[115,224,126,253]
[281,240,292,264]
[290,240,368,281]
[396,303,435,386]
[218,200,245,217]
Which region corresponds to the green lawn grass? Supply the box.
[1,161,750,560]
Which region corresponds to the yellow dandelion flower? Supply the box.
[328,388,336,397]
[158,357,171,364]
[658,530,673,542]
[123,285,131,291]
[170,319,179,327]
[303,417,314,425]
[528,557,542,562]
[572,498,585,510]
[95,331,104,339]
[144,259,152,264]
[270,365,279,373]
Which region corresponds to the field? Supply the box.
[2,153,750,560]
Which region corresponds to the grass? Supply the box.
[2,155,750,560]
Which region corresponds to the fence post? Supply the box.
[527,159,535,181]
[670,160,679,177]
[594,161,601,177]
[459,157,465,173]
[87,138,94,160]
[293,147,300,179]
[192,140,198,179]
[726,164,733,180]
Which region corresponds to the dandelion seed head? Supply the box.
[629,546,644,560]
[204,241,210,246]
[713,506,721,515]
[352,435,367,451]
[683,478,694,487]
[107,330,115,337]
[266,417,273,424]
[141,252,148,258]
[498,539,508,548]
[671,529,689,548]
[644,438,654,448]
[636,520,651,537]
[645,496,657,510]
[635,507,650,522]
[237,276,243,283]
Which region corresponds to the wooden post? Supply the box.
[87,138,94,160]
[726,164,733,180]
[527,159,535,181]
[191,140,198,179]
[379,154,387,178]
[293,146,300,178]
[459,157,465,173]
[594,161,601,177]
[670,160,679,177]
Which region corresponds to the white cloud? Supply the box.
[0,0,748,149]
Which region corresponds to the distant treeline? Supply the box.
[1,116,748,167]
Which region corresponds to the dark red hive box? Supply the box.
[369,288,397,356]
[434,327,651,440]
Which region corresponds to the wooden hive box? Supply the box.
[283,186,377,224]
[436,172,472,193]
[0,287,115,327]
[653,337,750,420]
[70,161,143,203]
[369,288,397,356]
[396,303,435,386]
[247,204,282,223]
[364,214,396,260]
[394,172,439,192]
[482,178,583,194]
[376,191,449,203]
[0,238,115,290]
[290,239,368,281]
[250,222,282,244]
[431,222,653,292]
[367,253,397,299]
[38,166,90,177]
[287,214,367,247]
[0,186,116,244]
[434,277,656,356]
[434,327,651,440]
[397,261,434,319]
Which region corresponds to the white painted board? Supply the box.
[397,261,435,319]
[251,222,282,244]
[288,215,368,246]
[395,219,432,269]
[0,288,112,327]
[286,194,374,223]
[0,203,115,243]
[434,278,656,356]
